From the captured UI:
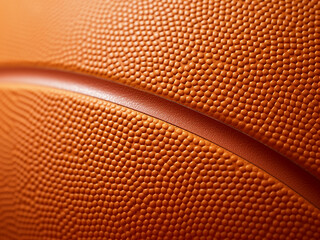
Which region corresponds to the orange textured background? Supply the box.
[0,0,319,179]
[0,85,319,239]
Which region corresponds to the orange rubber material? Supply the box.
[0,0,320,179]
[2,68,320,210]
[0,85,319,240]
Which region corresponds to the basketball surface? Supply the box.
[0,0,319,239]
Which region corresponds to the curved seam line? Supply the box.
[0,66,319,209]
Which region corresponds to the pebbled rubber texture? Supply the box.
[0,85,319,240]
[2,68,320,209]
[0,0,320,179]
